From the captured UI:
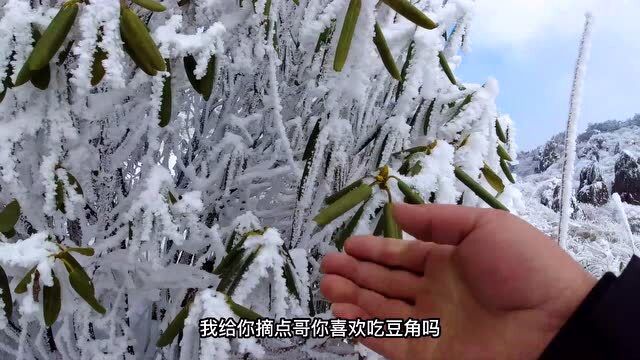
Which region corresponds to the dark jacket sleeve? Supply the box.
[540,255,640,359]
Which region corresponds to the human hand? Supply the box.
[320,203,597,359]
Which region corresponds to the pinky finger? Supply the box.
[331,303,369,319]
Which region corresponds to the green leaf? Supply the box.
[225,230,237,253]
[314,184,372,226]
[396,179,424,204]
[13,61,32,87]
[0,265,12,319]
[28,3,79,71]
[2,228,16,238]
[500,159,515,184]
[422,98,436,135]
[43,273,61,327]
[56,40,75,66]
[132,0,167,12]
[297,159,312,201]
[68,269,106,314]
[216,255,244,293]
[381,0,438,29]
[283,262,300,302]
[396,40,414,101]
[382,202,402,239]
[59,252,105,314]
[58,251,90,281]
[156,303,191,347]
[375,134,390,168]
[334,203,365,250]
[55,178,66,214]
[227,246,263,295]
[303,119,321,161]
[200,55,216,101]
[408,99,424,128]
[13,25,44,87]
[333,0,361,72]
[396,141,437,156]
[373,22,400,80]
[408,162,422,176]
[398,159,411,176]
[184,55,202,94]
[120,7,165,72]
[448,93,472,122]
[90,46,108,87]
[495,119,507,143]
[481,162,505,194]
[356,126,382,154]
[159,60,172,127]
[67,171,83,195]
[67,247,95,257]
[454,167,509,211]
[497,144,513,162]
[54,168,83,214]
[168,191,178,205]
[325,179,364,204]
[0,200,20,233]
[224,295,262,321]
[213,248,246,276]
[438,51,456,85]
[315,21,335,53]
[14,266,37,294]
[30,63,50,90]
[455,133,471,150]
[122,36,157,76]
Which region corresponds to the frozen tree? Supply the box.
[0,0,519,358]
[558,13,593,250]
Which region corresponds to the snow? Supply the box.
[516,114,640,279]
[0,0,535,357]
[0,232,56,273]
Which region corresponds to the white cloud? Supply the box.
[471,0,640,52]
[461,0,640,149]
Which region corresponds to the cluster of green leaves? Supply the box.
[333,0,438,74]
[0,198,103,326]
[0,0,217,130]
[157,228,301,347]
[452,119,515,212]
[313,130,516,247]
[314,165,426,248]
[326,0,461,95]
[6,243,101,327]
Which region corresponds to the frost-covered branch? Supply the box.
[558,13,593,250]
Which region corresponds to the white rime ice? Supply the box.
[612,193,638,254]
[558,13,594,250]
[0,0,528,358]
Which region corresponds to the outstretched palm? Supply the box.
[321,204,596,359]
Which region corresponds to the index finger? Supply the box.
[392,203,498,245]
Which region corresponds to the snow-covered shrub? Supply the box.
[0,0,518,358]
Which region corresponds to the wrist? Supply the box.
[534,269,598,358]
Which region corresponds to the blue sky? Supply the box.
[457,0,640,150]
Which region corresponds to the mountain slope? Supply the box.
[514,114,640,276]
